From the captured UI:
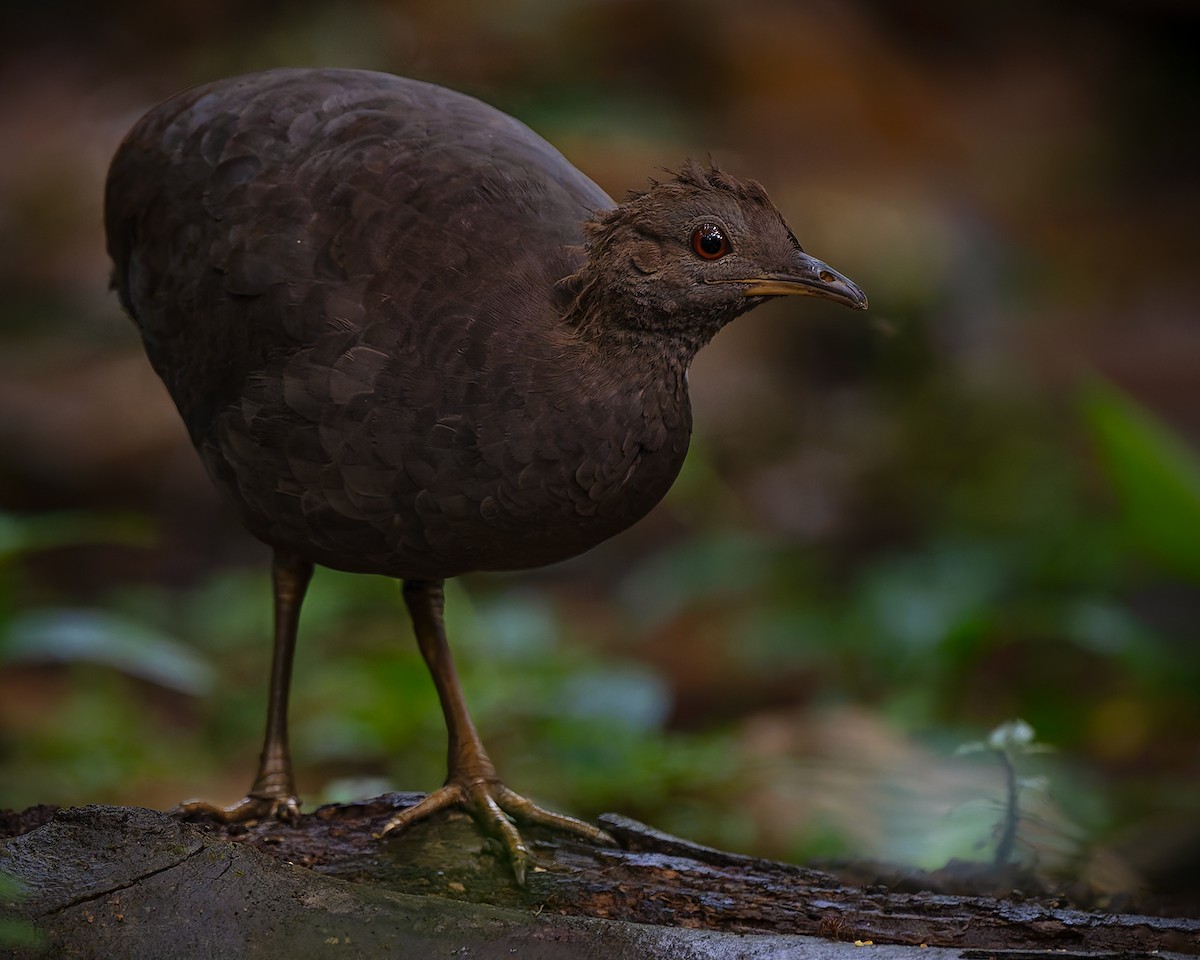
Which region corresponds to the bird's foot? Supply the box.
[172,790,302,825]
[376,779,615,885]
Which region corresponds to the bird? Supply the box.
[104,67,867,884]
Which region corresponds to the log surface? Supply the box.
[1,798,1197,959]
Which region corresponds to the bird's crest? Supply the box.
[629,158,773,207]
[583,158,774,242]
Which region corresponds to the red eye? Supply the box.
[691,223,730,260]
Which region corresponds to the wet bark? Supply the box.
[1,797,1196,959]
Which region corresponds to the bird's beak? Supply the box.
[734,251,868,310]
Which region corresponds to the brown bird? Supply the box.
[104,67,866,883]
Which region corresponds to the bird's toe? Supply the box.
[376,779,611,885]
[172,792,303,825]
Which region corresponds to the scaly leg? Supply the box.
[378,578,614,884]
[175,549,313,823]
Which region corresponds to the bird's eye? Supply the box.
[691,223,730,261]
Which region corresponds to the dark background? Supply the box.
[1,0,1197,907]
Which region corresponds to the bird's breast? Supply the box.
[208,347,693,580]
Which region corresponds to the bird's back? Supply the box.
[105,69,690,578]
[106,69,611,435]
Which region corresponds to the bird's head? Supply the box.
[571,159,867,364]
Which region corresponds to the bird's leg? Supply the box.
[174,549,313,824]
[378,578,615,884]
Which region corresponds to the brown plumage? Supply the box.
[104,67,866,883]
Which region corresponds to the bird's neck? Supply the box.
[563,276,725,381]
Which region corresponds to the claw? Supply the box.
[375,784,463,837]
[172,792,302,825]
[377,779,614,885]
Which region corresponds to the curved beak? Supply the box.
[735,251,868,310]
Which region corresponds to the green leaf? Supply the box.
[0,510,153,561]
[1,608,215,695]
[1081,377,1200,581]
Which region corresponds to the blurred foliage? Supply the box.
[1,0,1198,908]
[1082,378,1200,583]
